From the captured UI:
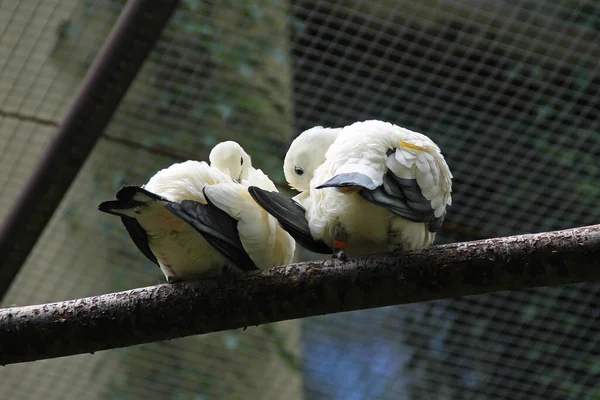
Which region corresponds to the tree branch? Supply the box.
[1,224,599,365]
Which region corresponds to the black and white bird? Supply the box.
[99,141,295,283]
[248,120,453,260]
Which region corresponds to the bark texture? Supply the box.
[1,224,599,365]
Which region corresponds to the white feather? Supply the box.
[205,179,295,269]
[285,119,453,255]
[144,160,230,203]
[206,142,296,269]
[283,126,342,191]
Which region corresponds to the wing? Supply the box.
[360,145,452,233]
[165,199,258,271]
[359,173,443,232]
[316,171,378,191]
[248,186,332,254]
[120,216,159,266]
[203,183,296,269]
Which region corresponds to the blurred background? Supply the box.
[0,0,599,398]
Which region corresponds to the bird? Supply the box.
[248,119,453,260]
[166,154,296,272]
[98,141,294,283]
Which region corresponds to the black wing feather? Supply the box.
[165,199,258,271]
[247,186,332,254]
[120,216,159,265]
[98,186,168,216]
[360,170,444,232]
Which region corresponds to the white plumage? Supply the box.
[248,119,453,259]
[202,183,295,270]
[208,140,252,182]
[311,120,452,255]
[199,157,296,269]
[98,141,295,282]
[283,126,342,192]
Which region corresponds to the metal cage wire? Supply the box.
[0,0,598,399]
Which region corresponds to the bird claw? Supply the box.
[332,249,347,261]
[332,220,349,261]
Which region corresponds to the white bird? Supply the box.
[249,120,452,260]
[98,141,295,283]
[167,154,296,271]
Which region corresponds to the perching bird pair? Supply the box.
[99,120,452,283]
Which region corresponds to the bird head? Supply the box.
[283,126,342,191]
[209,141,252,182]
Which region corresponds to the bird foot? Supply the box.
[166,275,182,284]
[332,247,348,261]
[332,220,349,261]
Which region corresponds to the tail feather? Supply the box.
[98,186,165,267]
[248,186,332,254]
[98,186,168,216]
[119,216,158,266]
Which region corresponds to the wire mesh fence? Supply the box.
[0,0,599,399]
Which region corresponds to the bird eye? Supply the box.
[294,167,304,176]
[240,157,244,166]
